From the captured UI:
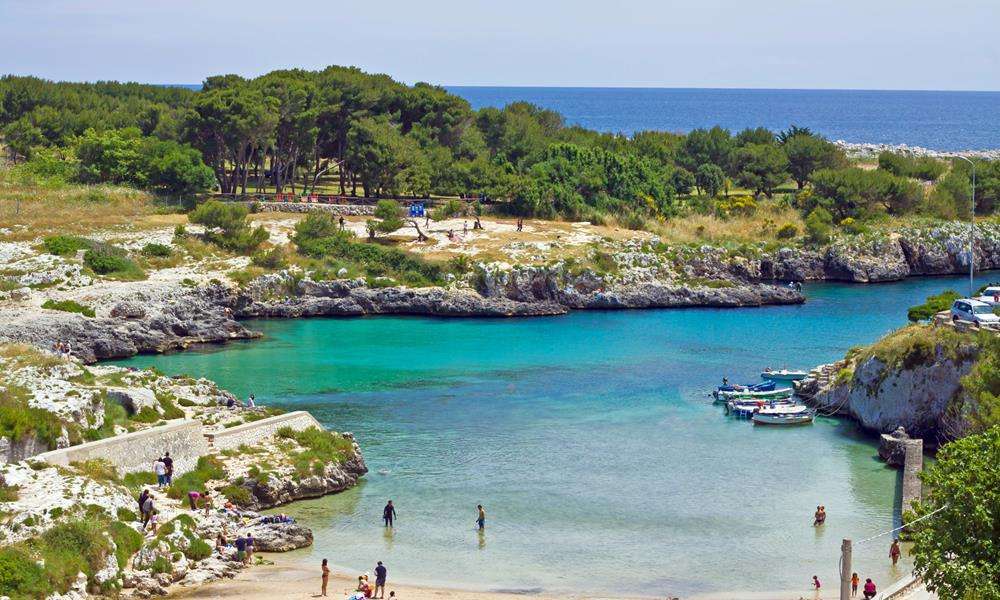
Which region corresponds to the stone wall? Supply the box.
[246,202,375,216]
[901,440,924,518]
[206,411,323,452]
[36,419,209,475]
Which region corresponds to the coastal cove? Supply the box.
[112,273,995,598]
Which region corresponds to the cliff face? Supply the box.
[807,327,981,443]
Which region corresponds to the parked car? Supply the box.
[975,286,1000,306]
[951,298,1000,325]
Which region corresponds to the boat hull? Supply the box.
[752,412,814,425]
[761,371,808,381]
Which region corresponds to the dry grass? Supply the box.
[0,170,161,240]
[649,204,806,245]
[0,343,64,372]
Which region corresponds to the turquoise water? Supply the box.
[114,274,994,597]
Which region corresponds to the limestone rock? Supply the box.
[111,301,147,319]
[108,387,160,416]
[250,522,314,552]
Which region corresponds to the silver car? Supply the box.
[951,299,1000,324]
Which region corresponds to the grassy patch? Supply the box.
[0,483,20,502]
[83,245,145,280]
[166,456,225,500]
[41,235,96,256]
[0,385,74,450]
[276,426,355,478]
[41,299,96,318]
[220,484,253,506]
[908,290,960,322]
[69,458,119,483]
[122,471,157,494]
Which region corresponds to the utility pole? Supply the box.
[955,156,976,297]
[840,538,853,600]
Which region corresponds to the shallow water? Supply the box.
[115,274,994,597]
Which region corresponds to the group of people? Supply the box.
[152,452,174,487]
[321,560,393,599]
[226,393,259,409]
[810,504,906,599]
[381,500,486,531]
[51,340,73,358]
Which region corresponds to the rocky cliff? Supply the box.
[804,325,982,443]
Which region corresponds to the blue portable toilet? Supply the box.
[409,202,425,218]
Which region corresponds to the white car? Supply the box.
[951,298,1000,325]
[975,286,1000,306]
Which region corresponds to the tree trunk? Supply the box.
[406,219,429,241]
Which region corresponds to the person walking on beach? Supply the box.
[383,500,397,528]
[476,504,486,530]
[889,539,901,565]
[245,533,255,565]
[812,575,821,592]
[320,558,330,596]
[851,572,859,596]
[162,452,173,485]
[862,578,877,599]
[374,561,387,598]
[138,488,149,519]
[153,457,167,488]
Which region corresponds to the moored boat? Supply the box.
[761,369,808,381]
[752,405,815,425]
[715,387,794,401]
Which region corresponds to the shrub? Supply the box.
[122,471,157,494]
[251,247,287,270]
[84,245,144,280]
[0,547,48,598]
[430,198,464,221]
[0,482,19,502]
[189,200,268,252]
[277,426,355,477]
[776,223,798,239]
[804,207,833,245]
[907,290,960,322]
[173,224,188,238]
[140,243,172,257]
[220,484,253,506]
[41,299,96,318]
[0,391,69,450]
[108,521,143,569]
[150,555,173,575]
[42,235,94,256]
[184,536,212,561]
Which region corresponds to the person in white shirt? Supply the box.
[153,459,167,488]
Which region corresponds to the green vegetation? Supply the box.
[366,199,406,239]
[878,152,947,182]
[276,425,355,478]
[220,484,253,506]
[293,213,443,285]
[961,334,1000,431]
[68,458,119,483]
[122,471,157,494]
[861,325,972,372]
[0,517,130,598]
[908,426,999,599]
[188,200,268,252]
[83,245,145,280]
[40,298,95,317]
[42,235,95,256]
[907,290,960,322]
[166,455,225,500]
[0,387,72,450]
[140,242,172,257]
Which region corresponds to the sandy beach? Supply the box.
[170,553,621,600]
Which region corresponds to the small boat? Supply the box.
[717,381,776,393]
[761,369,808,381]
[726,397,796,418]
[714,387,794,401]
[752,405,815,425]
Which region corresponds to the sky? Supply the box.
[2,0,999,90]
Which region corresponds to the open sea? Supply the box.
[113,273,996,597]
[447,87,1000,151]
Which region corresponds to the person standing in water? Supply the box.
[813,505,826,526]
[851,572,859,596]
[383,500,397,528]
[320,558,330,596]
[476,505,486,530]
[889,539,901,565]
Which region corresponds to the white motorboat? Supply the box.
[752,405,815,425]
[761,369,808,381]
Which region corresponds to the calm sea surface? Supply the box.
[447,87,1000,151]
[113,273,994,597]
